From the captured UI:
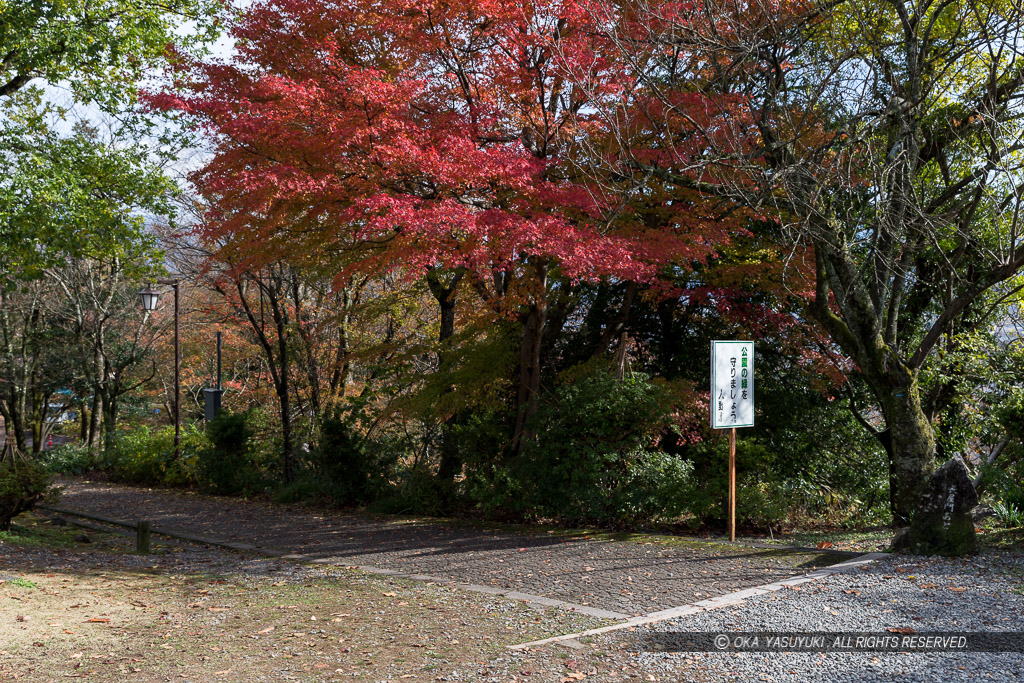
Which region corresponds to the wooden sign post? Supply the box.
[711,341,754,542]
[728,426,736,542]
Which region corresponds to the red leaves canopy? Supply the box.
[152,0,743,290]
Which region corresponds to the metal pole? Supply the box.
[729,427,736,542]
[173,281,180,461]
[216,331,222,390]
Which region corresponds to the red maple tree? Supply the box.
[151,0,750,450]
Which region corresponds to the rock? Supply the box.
[49,516,68,527]
[970,504,995,523]
[889,527,911,552]
[893,455,979,556]
[74,533,91,544]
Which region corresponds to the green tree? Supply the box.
[609,0,1024,533]
[0,0,221,106]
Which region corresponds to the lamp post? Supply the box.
[139,279,181,460]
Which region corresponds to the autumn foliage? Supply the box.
[152,0,748,284]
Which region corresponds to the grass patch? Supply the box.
[980,526,1024,550]
[0,516,80,548]
[751,527,894,552]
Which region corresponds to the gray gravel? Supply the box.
[629,551,1024,681]
[57,478,847,616]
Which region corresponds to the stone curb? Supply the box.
[39,505,630,620]
[506,552,889,650]
[39,504,876,627]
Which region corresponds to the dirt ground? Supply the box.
[0,512,697,682]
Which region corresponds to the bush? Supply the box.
[0,457,53,531]
[199,412,261,495]
[481,369,692,525]
[42,442,97,475]
[304,413,379,505]
[369,461,447,516]
[106,424,206,486]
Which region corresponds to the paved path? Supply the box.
[56,478,845,617]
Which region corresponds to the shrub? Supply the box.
[992,501,1024,528]
[199,411,260,495]
[106,424,206,486]
[304,413,379,505]
[42,442,97,475]
[486,369,692,525]
[369,461,448,516]
[0,457,53,531]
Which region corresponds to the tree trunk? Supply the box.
[79,402,90,443]
[3,389,27,453]
[88,391,103,456]
[426,270,463,485]
[30,389,46,456]
[511,262,548,454]
[280,383,293,482]
[881,384,935,526]
[102,393,118,456]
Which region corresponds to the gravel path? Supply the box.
[54,478,845,617]
[627,551,1024,681]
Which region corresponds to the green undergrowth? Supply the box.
[750,527,894,552]
[0,512,81,548]
[979,526,1024,551]
[6,577,37,589]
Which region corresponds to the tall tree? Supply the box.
[607,0,1024,526]
[153,0,743,453]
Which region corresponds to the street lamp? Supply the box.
[139,279,181,460]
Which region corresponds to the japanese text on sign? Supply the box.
[711,341,754,429]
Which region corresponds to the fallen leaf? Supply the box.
[85,618,110,623]
[948,586,967,592]
[887,627,915,634]
[816,542,833,549]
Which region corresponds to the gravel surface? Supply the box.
[56,478,846,616]
[8,499,1024,680]
[627,551,1024,681]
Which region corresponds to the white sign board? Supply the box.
[711,341,754,429]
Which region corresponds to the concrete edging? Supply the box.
[38,504,884,631]
[506,552,889,650]
[38,504,629,620]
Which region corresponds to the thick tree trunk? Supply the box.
[882,384,935,526]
